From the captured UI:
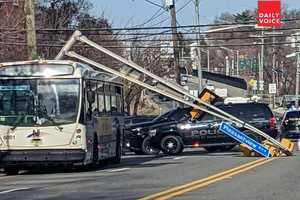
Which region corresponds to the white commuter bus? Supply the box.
[0,60,124,175]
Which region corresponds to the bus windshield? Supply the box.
[0,79,80,126]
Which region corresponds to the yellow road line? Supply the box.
[139,157,277,200]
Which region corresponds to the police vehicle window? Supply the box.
[223,104,271,120]
[170,108,190,121]
[286,111,300,123]
[198,113,214,121]
[286,111,300,118]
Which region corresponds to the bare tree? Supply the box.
[0,1,26,62]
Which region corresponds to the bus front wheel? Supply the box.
[92,135,99,166]
[110,128,122,164]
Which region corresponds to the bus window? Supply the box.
[116,95,121,112]
[98,94,105,112]
[96,82,104,93]
[111,95,117,112]
[85,80,97,119]
[116,86,123,112]
[105,95,111,112]
[90,81,97,113]
[116,86,122,95]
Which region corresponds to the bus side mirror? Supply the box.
[87,91,95,104]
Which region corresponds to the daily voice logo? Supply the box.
[257,0,281,27]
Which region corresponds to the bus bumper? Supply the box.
[0,149,85,167]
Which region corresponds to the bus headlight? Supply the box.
[72,135,82,146]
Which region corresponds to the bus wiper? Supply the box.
[44,114,64,131]
[10,114,27,131]
[37,104,63,131]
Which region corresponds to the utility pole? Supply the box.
[231,58,234,76]
[207,49,210,72]
[194,0,202,92]
[168,0,181,85]
[272,27,276,83]
[225,56,230,76]
[286,33,300,108]
[24,0,37,60]
[236,50,239,76]
[296,34,300,108]
[251,30,265,95]
[259,34,265,95]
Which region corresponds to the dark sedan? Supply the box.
[280,110,300,139]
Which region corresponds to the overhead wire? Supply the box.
[2,17,300,32]
[1,40,299,48]
[32,34,294,43]
[144,0,166,9]
[33,26,300,37]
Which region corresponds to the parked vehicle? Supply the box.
[280,110,300,139]
[125,115,157,125]
[146,103,278,155]
[125,107,191,155]
[281,95,300,108]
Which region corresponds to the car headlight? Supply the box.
[132,127,142,132]
[149,129,157,137]
[178,123,191,130]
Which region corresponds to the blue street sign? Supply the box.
[219,122,269,157]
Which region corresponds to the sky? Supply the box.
[90,0,300,28]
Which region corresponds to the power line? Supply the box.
[135,8,166,28]
[32,26,300,36]
[125,30,172,40]
[177,0,193,13]
[144,0,192,28]
[1,40,299,48]
[33,33,294,43]
[144,0,165,9]
[2,17,300,32]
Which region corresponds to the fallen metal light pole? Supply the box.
[56,30,293,156]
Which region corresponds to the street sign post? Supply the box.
[252,80,257,91]
[269,83,277,94]
[259,80,264,91]
[219,122,270,157]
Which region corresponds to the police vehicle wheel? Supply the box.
[133,150,145,155]
[161,135,183,155]
[4,167,19,176]
[142,136,160,155]
[203,146,220,152]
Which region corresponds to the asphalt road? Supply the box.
[0,147,299,200]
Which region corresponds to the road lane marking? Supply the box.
[0,187,31,194]
[173,156,186,160]
[105,168,130,173]
[139,157,277,200]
